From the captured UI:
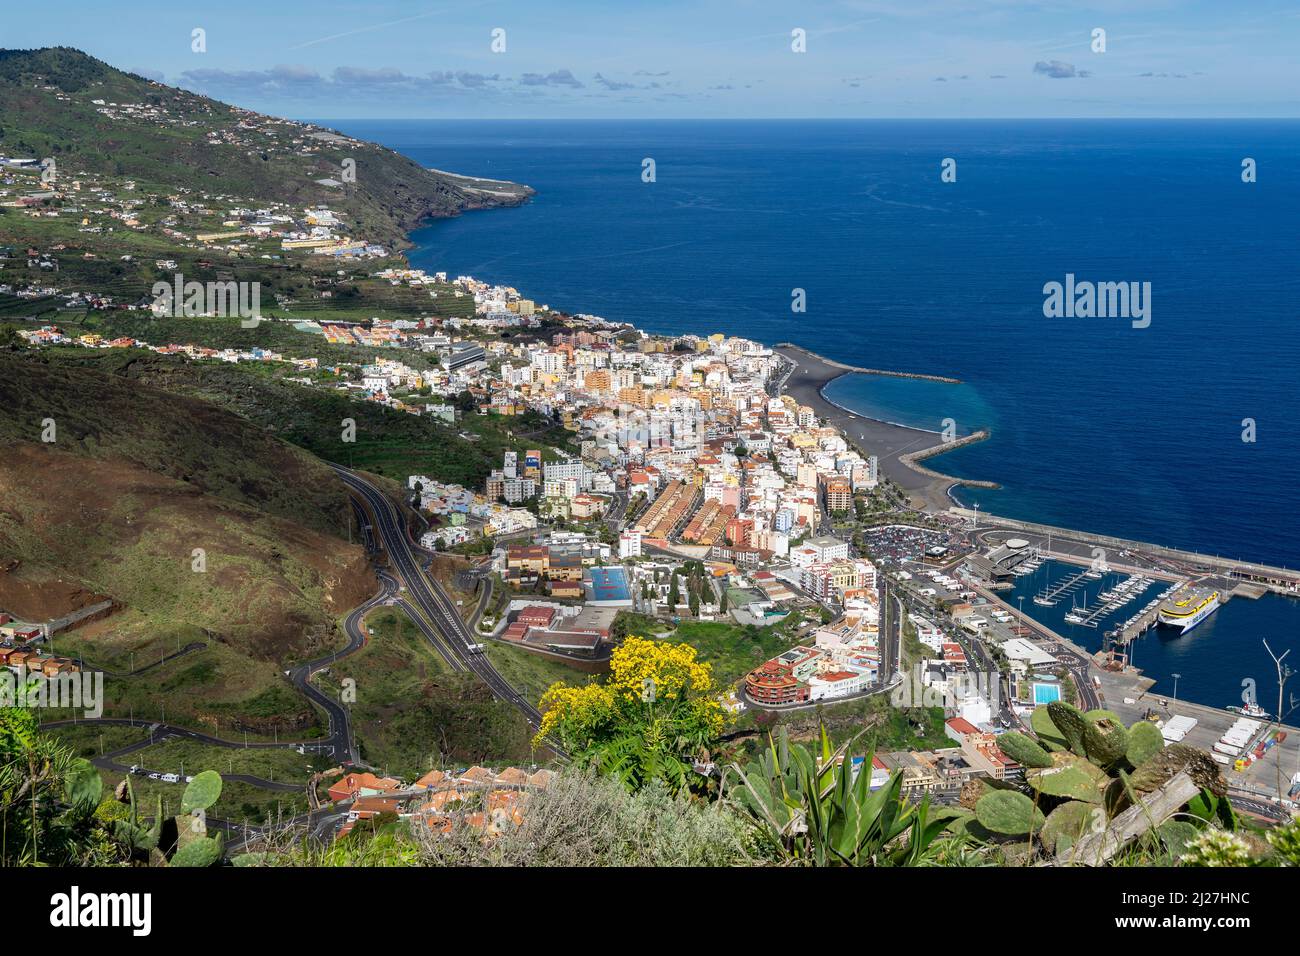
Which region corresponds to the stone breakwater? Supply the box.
[774,343,961,384]
[898,430,1000,489]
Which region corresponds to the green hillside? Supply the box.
[0,47,531,248]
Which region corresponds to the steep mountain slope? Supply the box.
[0,349,372,658]
[45,348,510,488]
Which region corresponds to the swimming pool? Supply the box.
[1032,683,1063,706]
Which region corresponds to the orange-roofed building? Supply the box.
[418,789,466,813]
[459,766,496,785]
[413,769,448,790]
[527,769,556,789]
[347,796,401,822]
[328,771,401,803]
[944,717,981,741]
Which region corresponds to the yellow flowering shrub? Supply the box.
[533,636,728,780]
[607,636,717,703]
[536,681,617,745]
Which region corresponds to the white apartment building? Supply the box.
[543,458,588,484]
[619,530,644,560]
[531,350,565,375]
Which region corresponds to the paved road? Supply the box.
[285,571,395,766]
[468,570,494,629]
[33,499,439,851]
[81,640,209,678]
[1229,793,1292,824]
[332,465,553,738]
[91,735,305,794]
[604,488,629,535]
[38,716,334,751]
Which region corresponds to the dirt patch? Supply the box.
[0,442,373,661]
[0,566,108,621]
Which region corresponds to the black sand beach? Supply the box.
[773,344,992,510]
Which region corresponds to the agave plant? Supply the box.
[112,774,166,864]
[725,726,961,866]
[1,707,97,865]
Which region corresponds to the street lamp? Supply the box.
[1171,672,1181,703]
[1262,640,1293,801]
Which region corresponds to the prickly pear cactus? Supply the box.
[1082,717,1129,768]
[1046,701,1089,756]
[1030,706,1067,751]
[1025,752,1106,803]
[995,731,1054,769]
[1130,744,1226,796]
[181,770,223,814]
[1125,720,1165,768]
[1042,800,1107,854]
[975,790,1045,836]
[170,834,224,868]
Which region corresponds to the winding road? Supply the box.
[331,464,550,735]
[38,464,562,852]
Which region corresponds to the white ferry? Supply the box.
[1156,587,1220,635]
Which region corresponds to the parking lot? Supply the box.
[861,524,968,565]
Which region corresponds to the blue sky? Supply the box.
[9,1,1300,118]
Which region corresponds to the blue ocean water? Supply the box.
[822,374,993,440]
[334,118,1300,568]
[326,118,1300,707]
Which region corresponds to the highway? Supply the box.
[38,482,551,852]
[332,464,550,735]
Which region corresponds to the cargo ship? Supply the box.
[1156,587,1220,635]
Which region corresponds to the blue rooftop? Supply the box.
[584,566,632,604]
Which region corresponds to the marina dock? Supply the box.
[1068,574,1157,629]
[1032,566,1092,607]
